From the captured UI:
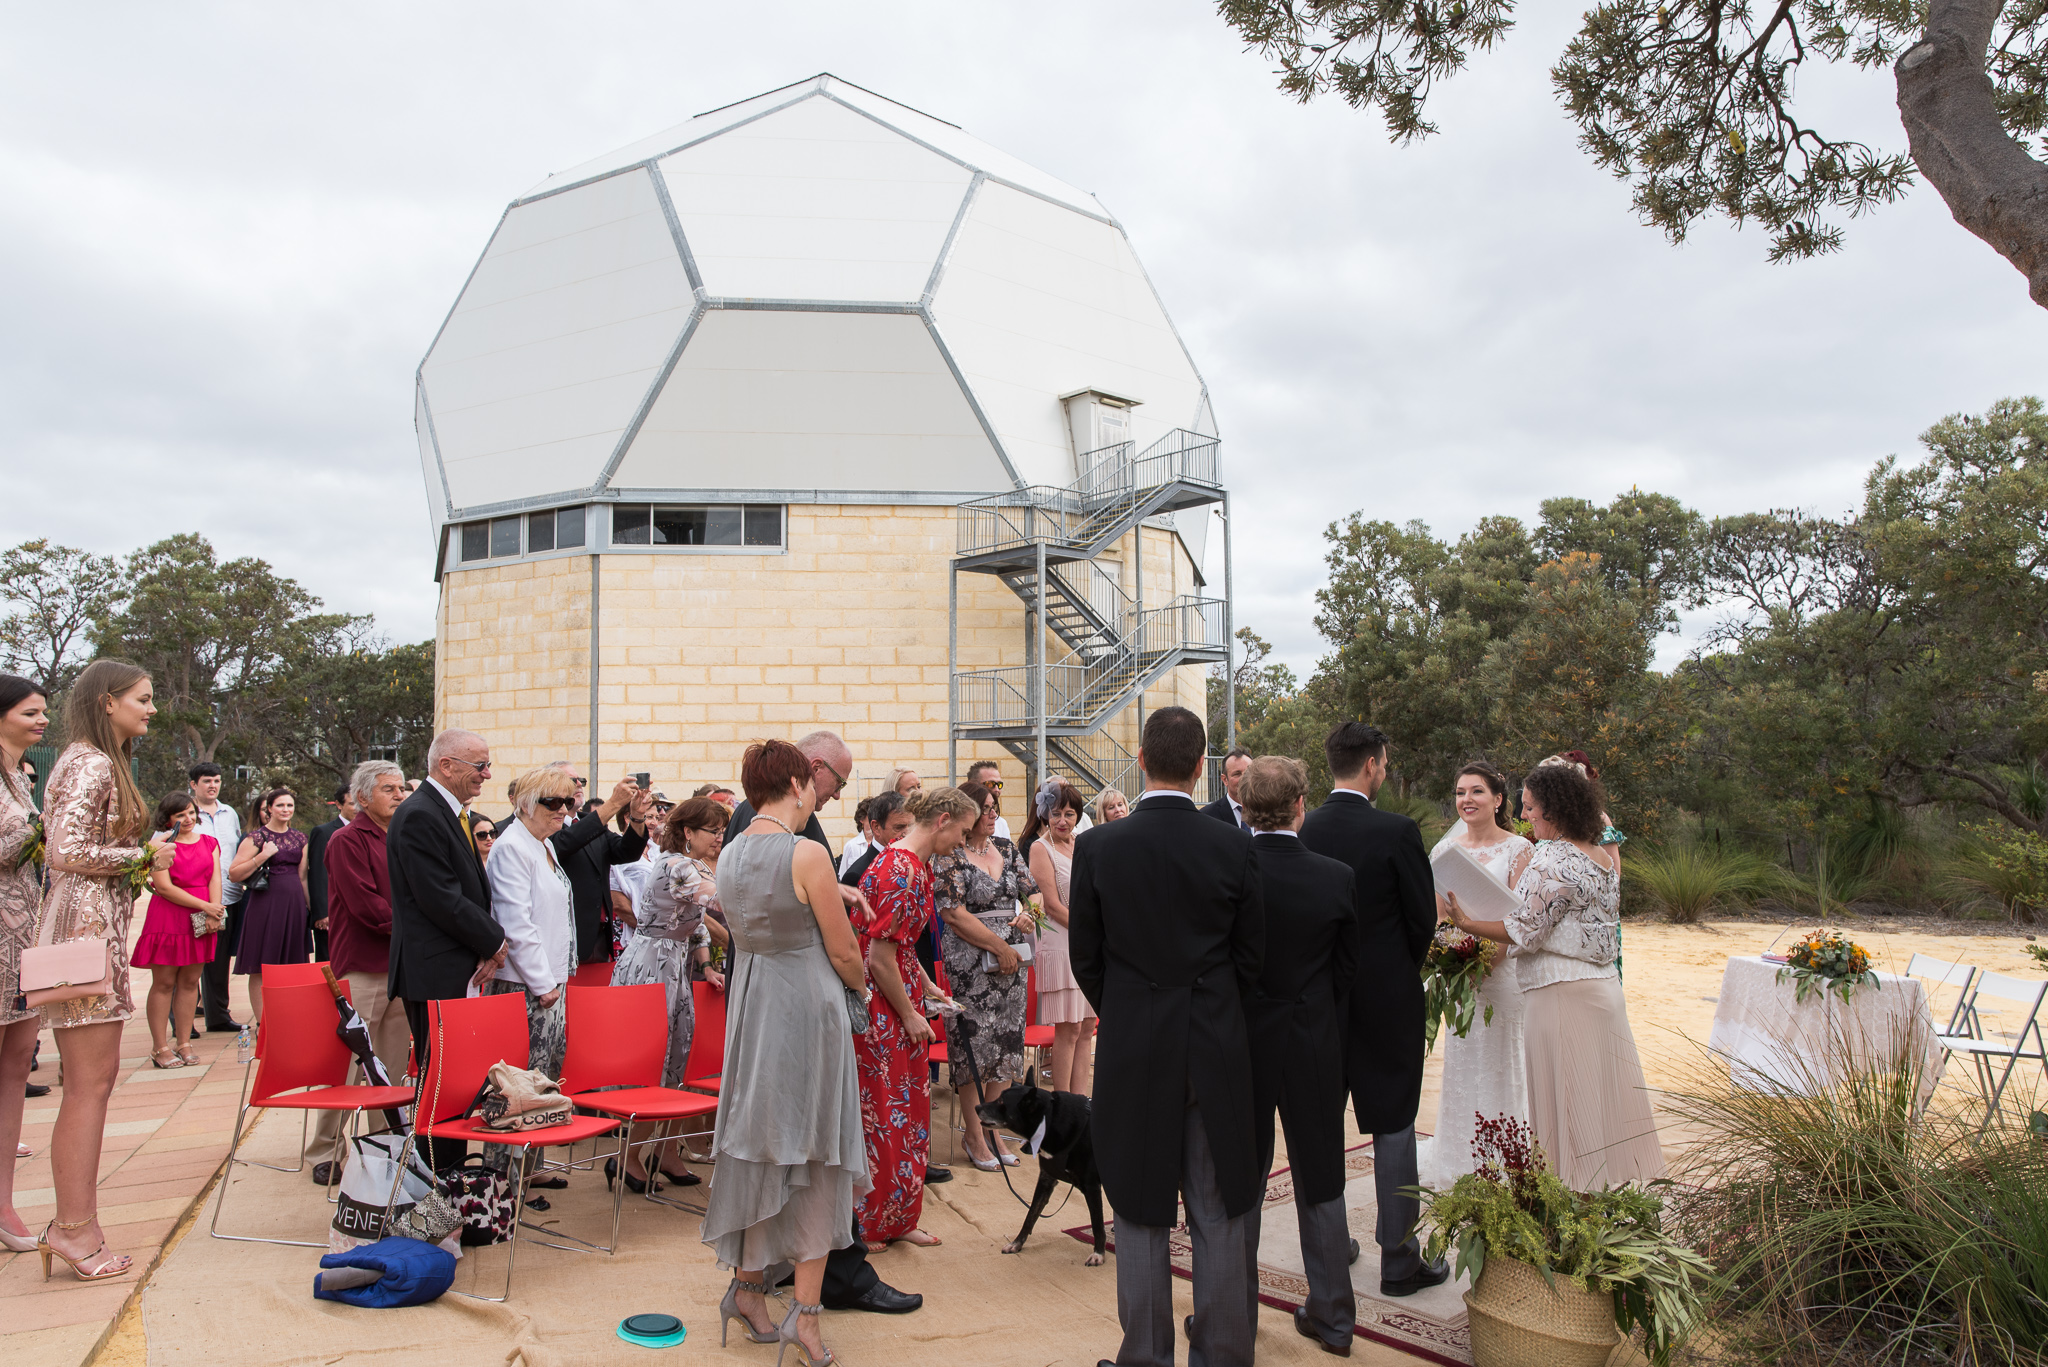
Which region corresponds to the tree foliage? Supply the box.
[1216,396,2048,847]
[0,540,128,696]
[1217,0,2048,302]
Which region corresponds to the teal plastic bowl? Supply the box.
[616,1313,686,1349]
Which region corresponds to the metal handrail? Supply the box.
[953,593,1228,729]
[957,428,1222,558]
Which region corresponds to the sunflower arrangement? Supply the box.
[1422,921,1497,1051]
[1775,926,1879,1003]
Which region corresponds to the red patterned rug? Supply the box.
[1064,1137,1471,1366]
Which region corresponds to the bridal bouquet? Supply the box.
[119,844,166,898]
[1422,922,1497,1052]
[1775,927,1879,1003]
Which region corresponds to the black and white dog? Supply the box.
[975,1078,1107,1266]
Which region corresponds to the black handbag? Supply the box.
[243,836,271,892]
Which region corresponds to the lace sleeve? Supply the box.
[932,852,967,918]
[47,751,142,876]
[1000,838,1037,899]
[1506,845,1618,963]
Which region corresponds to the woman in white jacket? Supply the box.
[481,767,579,1186]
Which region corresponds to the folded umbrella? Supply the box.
[319,965,408,1134]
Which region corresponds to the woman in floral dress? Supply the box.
[0,674,52,1255]
[35,659,168,1280]
[853,786,975,1249]
[932,780,1038,1170]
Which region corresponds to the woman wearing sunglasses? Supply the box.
[479,768,580,1183]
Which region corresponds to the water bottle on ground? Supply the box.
[236,1024,254,1065]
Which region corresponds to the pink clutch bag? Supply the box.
[18,939,114,1010]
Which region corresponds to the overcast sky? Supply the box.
[3,2,2040,682]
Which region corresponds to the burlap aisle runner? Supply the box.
[1066,1138,1472,1366]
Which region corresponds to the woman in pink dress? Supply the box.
[1024,781,1096,1095]
[132,793,221,1069]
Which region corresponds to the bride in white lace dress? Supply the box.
[1420,762,1532,1191]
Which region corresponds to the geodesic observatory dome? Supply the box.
[420,74,1231,814]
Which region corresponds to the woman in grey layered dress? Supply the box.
[705,740,869,1367]
[610,796,729,1190]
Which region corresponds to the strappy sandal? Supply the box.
[719,1276,781,1346]
[38,1218,133,1281]
[776,1300,835,1367]
[149,1046,183,1069]
[895,1228,942,1247]
[175,1044,200,1067]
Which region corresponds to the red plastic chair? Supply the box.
[1024,964,1055,1051]
[566,959,614,990]
[388,994,622,1301]
[562,985,721,1215]
[683,980,724,1093]
[209,983,415,1246]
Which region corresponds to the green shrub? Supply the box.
[1623,843,1781,923]
[1938,822,2048,922]
[1664,1047,2048,1363]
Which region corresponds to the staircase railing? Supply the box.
[957,428,1221,559]
[953,594,1226,731]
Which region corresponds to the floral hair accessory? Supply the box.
[1033,778,1063,821]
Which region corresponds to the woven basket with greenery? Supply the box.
[1465,1254,1620,1367]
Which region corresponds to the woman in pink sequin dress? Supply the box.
[0,674,53,1256]
[33,659,168,1280]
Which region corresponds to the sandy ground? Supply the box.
[103,914,2046,1366]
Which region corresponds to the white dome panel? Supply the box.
[658,97,972,302]
[928,182,1204,487]
[422,170,694,510]
[608,309,1011,494]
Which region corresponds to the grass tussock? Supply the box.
[1625,844,1782,923]
[1663,1045,2048,1365]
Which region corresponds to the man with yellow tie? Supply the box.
[386,728,504,1166]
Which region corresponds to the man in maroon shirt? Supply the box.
[307,760,415,1183]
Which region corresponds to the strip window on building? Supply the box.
[453,506,587,564]
[609,504,784,549]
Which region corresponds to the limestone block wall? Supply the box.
[434,504,1211,843]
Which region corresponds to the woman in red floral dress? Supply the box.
[853,785,977,1250]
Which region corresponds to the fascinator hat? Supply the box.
[1033,777,1064,822]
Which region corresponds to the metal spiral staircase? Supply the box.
[947,429,1229,800]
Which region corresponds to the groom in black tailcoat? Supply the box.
[1071,706,1264,1367]
[1298,722,1448,1298]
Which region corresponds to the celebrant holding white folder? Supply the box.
[1441,763,1664,1189]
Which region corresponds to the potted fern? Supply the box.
[1419,1117,1710,1367]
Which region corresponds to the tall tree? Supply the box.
[269,627,436,799]
[94,534,320,796]
[0,540,128,698]
[1209,626,1302,750]
[1218,0,2048,306]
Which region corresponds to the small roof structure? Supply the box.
[415,74,1214,537]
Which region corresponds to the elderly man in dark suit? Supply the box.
[1299,722,1447,1298]
[1071,706,1264,1367]
[386,727,503,1166]
[1240,755,1361,1354]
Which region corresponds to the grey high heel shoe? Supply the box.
[720,1277,780,1347]
[776,1300,836,1367]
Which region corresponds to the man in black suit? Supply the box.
[1070,706,1264,1367]
[719,729,923,1317]
[1200,747,1253,831]
[1240,756,1361,1354]
[386,728,504,1166]
[542,762,652,965]
[1298,722,1447,1298]
[306,784,354,962]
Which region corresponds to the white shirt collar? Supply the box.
[1330,787,1374,802]
[1138,789,1197,805]
[1258,828,1300,838]
[425,777,467,816]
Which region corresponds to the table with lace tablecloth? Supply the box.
[1707,956,1945,1106]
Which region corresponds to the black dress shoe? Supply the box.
[207,1019,242,1033]
[1184,1315,1195,1341]
[1295,1308,1352,1356]
[190,1026,202,1040]
[827,1281,922,1314]
[924,1164,952,1184]
[24,1083,49,1098]
[1348,1238,1360,1266]
[311,1161,340,1186]
[1380,1257,1450,1298]
[527,1174,567,1190]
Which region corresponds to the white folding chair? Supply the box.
[1933,971,2047,1131]
[1906,952,1982,1036]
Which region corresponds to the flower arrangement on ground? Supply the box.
[1774,926,1879,1003]
[1418,1115,1710,1367]
[1421,921,1495,1051]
